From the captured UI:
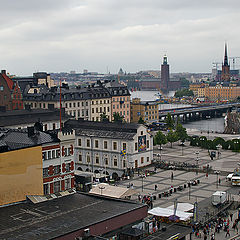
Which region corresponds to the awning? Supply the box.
[148,207,192,221]
[167,203,194,212]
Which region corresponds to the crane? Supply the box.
[229,57,240,70]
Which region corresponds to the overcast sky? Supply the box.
[0,0,240,75]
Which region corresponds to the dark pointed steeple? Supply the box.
[224,43,229,66]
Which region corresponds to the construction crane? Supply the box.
[229,57,240,70]
[212,62,222,70]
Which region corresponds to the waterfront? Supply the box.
[131,90,225,133]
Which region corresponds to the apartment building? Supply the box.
[131,98,159,123]
[65,119,153,179]
[104,81,131,122]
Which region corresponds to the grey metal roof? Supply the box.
[0,128,59,151]
[0,193,146,240]
[76,128,135,140]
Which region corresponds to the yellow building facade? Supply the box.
[131,98,159,123]
[0,146,43,206]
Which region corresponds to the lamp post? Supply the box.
[216,144,221,159]
[214,170,220,188]
[141,173,144,192]
[195,151,199,175]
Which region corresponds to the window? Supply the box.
[56,149,60,157]
[43,168,48,177]
[141,157,144,164]
[147,157,149,162]
[113,142,117,150]
[123,143,126,150]
[53,181,61,193]
[86,102,88,106]
[65,178,71,189]
[87,139,90,147]
[147,140,149,148]
[78,102,80,107]
[66,163,71,172]
[114,158,118,166]
[104,141,108,149]
[69,103,72,108]
[54,165,61,174]
[141,131,143,135]
[96,107,98,113]
[48,151,51,160]
[82,109,84,116]
[82,102,84,106]
[52,150,56,159]
[0,86,3,91]
[44,184,49,195]
[43,103,46,108]
[105,158,109,165]
[79,154,82,162]
[53,123,56,130]
[65,103,68,108]
[95,140,99,148]
[123,160,126,168]
[87,155,91,163]
[73,102,76,107]
[95,155,99,164]
[92,108,94,113]
[78,138,81,146]
[42,152,46,160]
[86,110,88,116]
[107,107,110,112]
[113,105,115,109]
[135,142,138,151]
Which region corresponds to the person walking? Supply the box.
[171,172,174,181]
[154,184,157,191]
[230,213,233,221]
[225,228,230,237]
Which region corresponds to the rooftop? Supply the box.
[0,193,146,240]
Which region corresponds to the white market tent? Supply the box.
[148,207,193,221]
[167,203,194,212]
[89,183,138,199]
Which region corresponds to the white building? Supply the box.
[65,119,153,179]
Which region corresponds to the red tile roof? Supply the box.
[2,73,14,90]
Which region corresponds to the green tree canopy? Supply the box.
[138,116,145,124]
[154,131,167,147]
[166,130,178,148]
[175,123,188,143]
[113,112,124,123]
[165,113,175,130]
[100,113,109,122]
[174,88,194,98]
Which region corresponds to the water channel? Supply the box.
[130,90,225,133]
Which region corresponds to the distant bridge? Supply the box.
[158,103,240,122]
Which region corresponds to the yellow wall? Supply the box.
[0,146,43,206]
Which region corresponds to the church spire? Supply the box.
[224,43,229,66]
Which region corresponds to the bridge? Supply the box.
[158,103,240,122]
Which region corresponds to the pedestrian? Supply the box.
[219,178,221,185]
[204,233,207,240]
[211,233,215,240]
[230,213,233,221]
[154,184,157,191]
[225,228,230,237]
[171,172,174,181]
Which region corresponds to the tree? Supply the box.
[166,130,178,148]
[113,112,124,123]
[100,113,108,122]
[138,116,145,124]
[154,131,167,148]
[174,88,194,98]
[175,123,188,143]
[165,113,175,130]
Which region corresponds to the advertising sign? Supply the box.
[138,135,146,152]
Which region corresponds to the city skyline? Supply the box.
[0,0,240,75]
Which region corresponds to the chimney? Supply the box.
[27,126,35,137]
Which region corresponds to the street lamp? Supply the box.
[216,144,221,159]
[214,170,220,188]
[195,151,199,175]
[140,173,145,192]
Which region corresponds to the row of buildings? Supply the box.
[0,69,162,124]
[0,108,153,206]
